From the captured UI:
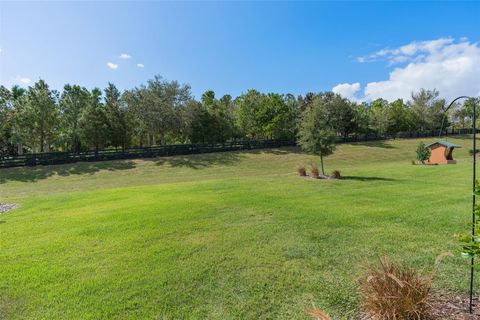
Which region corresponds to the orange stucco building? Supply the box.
[426,141,460,164]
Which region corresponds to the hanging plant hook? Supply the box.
[443,95,476,314]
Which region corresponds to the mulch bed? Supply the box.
[301,174,341,180]
[356,292,480,320]
[0,203,17,214]
[428,292,480,320]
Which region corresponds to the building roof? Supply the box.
[425,141,461,148]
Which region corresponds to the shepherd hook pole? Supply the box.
[443,96,475,313]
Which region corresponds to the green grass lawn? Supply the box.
[0,137,478,319]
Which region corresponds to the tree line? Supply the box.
[0,75,478,157]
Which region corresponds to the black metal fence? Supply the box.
[0,140,296,168]
[0,128,476,169]
[341,127,478,143]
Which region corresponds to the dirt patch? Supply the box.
[356,292,480,320]
[0,203,17,214]
[428,292,480,320]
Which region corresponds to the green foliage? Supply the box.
[235,90,298,140]
[24,80,59,152]
[409,89,447,131]
[298,97,337,175]
[0,75,466,157]
[124,75,192,146]
[78,88,108,152]
[321,94,358,140]
[0,86,15,156]
[60,84,90,152]
[462,97,480,120]
[415,142,431,164]
[104,83,131,150]
[235,89,264,139]
[388,99,414,133]
[459,181,480,258]
[187,90,236,143]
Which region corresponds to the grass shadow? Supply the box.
[148,152,244,169]
[342,175,396,182]
[243,146,304,155]
[0,160,136,184]
[350,140,396,149]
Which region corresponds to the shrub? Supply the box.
[468,148,480,156]
[310,163,320,179]
[358,258,432,320]
[297,165,307,176]
[331,170,341,179]
[416,142,431,164]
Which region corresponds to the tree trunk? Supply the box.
[40,133,45,152]
[17,144,23,155]
[72,135,78,153]
[320,154,325,176]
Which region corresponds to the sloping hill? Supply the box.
[0,137,476,319]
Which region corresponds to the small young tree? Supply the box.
[298,98,337,176]
[416,142,431,164]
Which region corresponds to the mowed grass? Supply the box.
[0,137,478,319]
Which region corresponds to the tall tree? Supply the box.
[370,98,391,135]
[79,88,108,153]
[218,94,239,140]
[321,94,358,141]
[24,80,59,152]
[8,86,30,155]
[187,91,236,143]
[104,83,130,150]
[123,87,149,147]
[463,98,480,128]
[235,89,263,139]
[257,93,297,140]
[387,99,413,133]
[298,97,337,176]
[409,89,446,131]
[134,75,192,145]
[0,86,14,156]
[190,107,217,143]
[355,102,373,135]
[60,84,90,152]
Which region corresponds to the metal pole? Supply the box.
[471,101,476,314]
[442,96,476,313]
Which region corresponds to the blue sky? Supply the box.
[1,1,479,101]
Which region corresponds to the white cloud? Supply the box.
[19,77,31,85]
[136,63,144,68]
[332,82,361,100]
[357,37,455,64]
[119,53,131,59]
[107,62,118,70]
[349,38,480,102]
